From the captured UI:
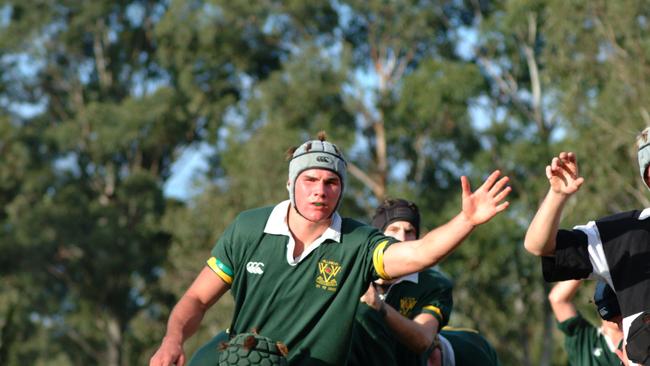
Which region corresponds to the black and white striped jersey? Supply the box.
[541,208,650,365]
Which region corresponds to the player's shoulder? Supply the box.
[594,209,650,238]
[597,209,645,224]
[236,206,275,223]
[339,217,397,251]
[341,217,380,236]
[420,267,453,284]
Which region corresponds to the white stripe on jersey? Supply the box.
[573,221,615,289]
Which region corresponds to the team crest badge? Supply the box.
[316,259,342,292]
[399,297,417,317]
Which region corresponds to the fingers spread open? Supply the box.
[480,170,501,191]
[494,185,512,203]
[461,175,471,196]
[489,175,510,195]
[495,201,510,212]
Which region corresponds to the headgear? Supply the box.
[594,280,621,321]
[288,133,347,216]
[371,198,421,238]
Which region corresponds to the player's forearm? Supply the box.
[548,280,581,303]
[383,304,436,354]
[524,189,570,256]
[547,280,580,322]
[163,295,209,345]
[384,212,474,278]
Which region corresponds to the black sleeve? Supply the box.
[541,229,593,282]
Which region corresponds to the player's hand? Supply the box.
[546,151,584,196]
[149,337,186,366]
[460,170,511,226]
[360,283,382,311]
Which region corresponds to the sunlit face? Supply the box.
[384,220,417,242]
[292,169,342,222]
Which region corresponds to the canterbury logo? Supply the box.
[246,262,265,274]
[316,156,331,163]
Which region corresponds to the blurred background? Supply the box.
[1,0,649,365]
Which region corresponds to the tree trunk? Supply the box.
[106,317,122,366]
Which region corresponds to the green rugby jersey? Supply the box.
[207,201,396,366]
[347,268,453,366]
[187,330,229,366]
[439,327,501,366]
[558,313,621,366]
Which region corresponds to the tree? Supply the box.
[0,0,303,364]
[4,1,650,364]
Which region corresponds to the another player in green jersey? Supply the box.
[150,132,510,366]
[549,280,623,366]
[348,199,453,366]
[434,327,501,366]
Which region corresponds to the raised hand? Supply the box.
[546,151,584,196]
[461,170,511,226]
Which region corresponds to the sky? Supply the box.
[5,5,490,203]
[163,143,213,200]
[162,25,484,201]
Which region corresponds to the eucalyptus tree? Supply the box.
[472,0,650,364]
[0,0,300,364]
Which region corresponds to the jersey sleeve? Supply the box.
[557,313,592,337]
[541,229,593,282]
[207,217,239,286]
[557,312,601,365]
[418,272,454,328]
[364,228,398,282]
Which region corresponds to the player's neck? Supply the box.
[600,322,623,345]
[287,206,331,256]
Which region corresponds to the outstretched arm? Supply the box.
[524,152,584,256]
[361,284,439,354]
[547,279,581,322]
[149,267,230,366]
[383,170,511,279]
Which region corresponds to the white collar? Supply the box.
[639,207,650,220]
[263,200,342,265]
[394,272,419,285]
[382,272,419,299]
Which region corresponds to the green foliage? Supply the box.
[3,0,650,365]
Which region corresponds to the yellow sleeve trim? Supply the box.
[441,326,479,334]
[207,257,233,285]
[373,240,392,280]
[423,305,443,321]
